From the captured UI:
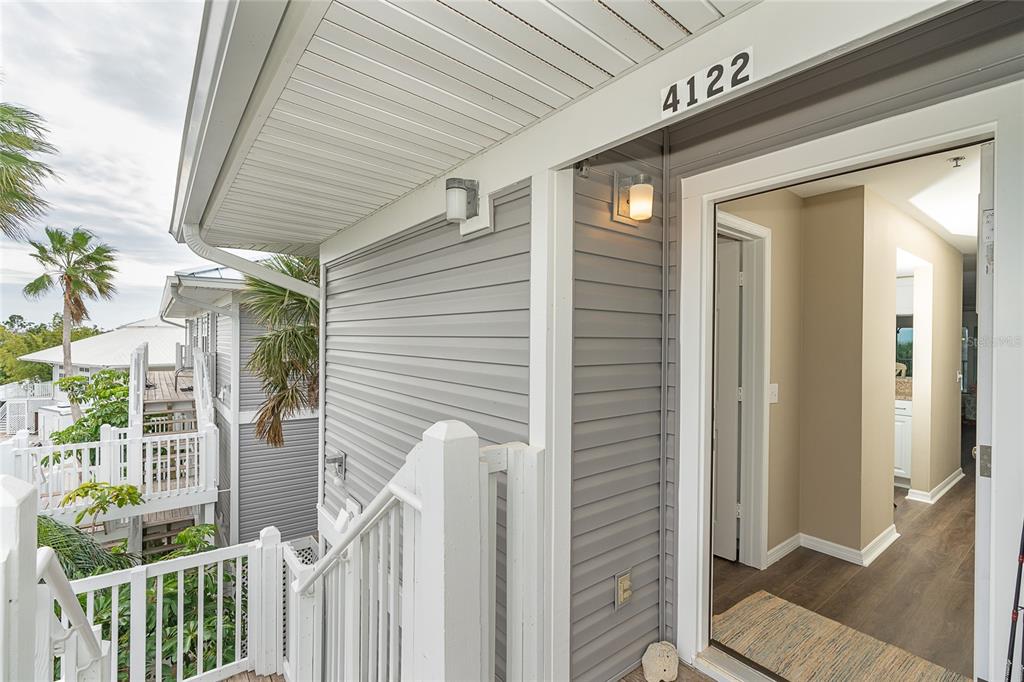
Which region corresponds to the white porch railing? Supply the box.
[0,380,54,401]
[0,423,218,524]
[3,420,543,682]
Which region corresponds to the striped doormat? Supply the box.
[713,591,970,682]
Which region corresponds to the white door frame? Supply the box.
[716,212,772,571]
[676,80,1024,681]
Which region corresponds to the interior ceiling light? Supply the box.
[909,153,980,237]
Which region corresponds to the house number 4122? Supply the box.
[660,48,754,120]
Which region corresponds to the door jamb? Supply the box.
[675,83,1011,672]
[716,211,771,571]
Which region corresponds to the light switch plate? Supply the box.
[768,384,779,404]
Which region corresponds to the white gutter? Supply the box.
[183,223,320,300]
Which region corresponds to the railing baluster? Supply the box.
[111,584,120,682]
[388,505,400,682]
[216,560,224,669]
[86,590,94,623]
[176,568,184,682]
[197,564,205,675]
[234,556,242,664]
[368,526,379,681]
[156,574,164,682]
[378,514,388,680]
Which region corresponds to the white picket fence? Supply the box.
[0,423,218,523]
[0,380,53,401]
[2,420,543,682]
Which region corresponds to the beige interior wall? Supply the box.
[720,185,962,555]
[864,190,964,495]
[799,188,867,550]
[720,191,804,548]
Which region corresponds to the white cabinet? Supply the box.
[894,400,912,481]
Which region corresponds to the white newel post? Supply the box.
[411,421,484,681]
[0,431,30,481]
[98,425,115,484]
[204,423,218,492]
[290,564,322,681]
[254,526,283,676]
[0,475,38,682]
[506,445,546,681]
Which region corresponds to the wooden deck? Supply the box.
[144,370,194,405]
[224,673,283,682]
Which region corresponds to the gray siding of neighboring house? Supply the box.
[238,308,266,412]
[215,408,232,546]
[215,312,232,406]
[323,181,530,682]
[237,418,319,542]
[571,135,667,682]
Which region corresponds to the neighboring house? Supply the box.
[3,318,182,439]
[7,4,1024,682]
[159,265,318,545]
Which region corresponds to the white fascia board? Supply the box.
[321,0,961,263]
[169,0,289,241]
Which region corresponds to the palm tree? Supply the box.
[23,227,118,419]
[243,256,319,447]
[0,102,57,240]
[38,515,138,579]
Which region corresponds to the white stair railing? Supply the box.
[0,402,7,434]
[287,421,490,682]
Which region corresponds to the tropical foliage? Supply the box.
[243,255,319,447]
[49,369,129,444]
[0,102,56,240]
[60,481,143,525]
[0,314,102,384]
[37,515,138,580]
[23,226,118,419]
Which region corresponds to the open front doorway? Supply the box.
[706,144,984,679]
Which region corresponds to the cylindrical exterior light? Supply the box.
[446,178,470,222]
[628,174,654,221]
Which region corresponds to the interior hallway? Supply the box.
[712,463,975,678]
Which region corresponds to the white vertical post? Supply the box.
[128,565,147,680]
[0,475,37,682]
[204,424,218,491]
[411,421,482,681]
[0,436,13,478]
[506,444,546,681]
[290,565,321,681]
[344,541,362,682]
[34,584,54,682]
[254,526,282,676]
[98,425,115,484]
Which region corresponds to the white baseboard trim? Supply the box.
[858,524,901,566]
[765,534,801,567]
[763,525,901,568]
[906,467,964,505]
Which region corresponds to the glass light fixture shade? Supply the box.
[446,186,468,222]
[628,181,654,221]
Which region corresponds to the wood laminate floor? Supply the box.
[712,464,975,679]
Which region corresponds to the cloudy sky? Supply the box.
[0,1,224,329]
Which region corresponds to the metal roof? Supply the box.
[172,0,744,254]
[18,318,184,369]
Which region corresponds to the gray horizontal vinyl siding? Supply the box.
[323,182,531,508]
[237,418,318,542]
[324,181,530,682]
[215,312,232,405]
[572,136,666,682]
[214,408,232,546]
[238,309,267,412]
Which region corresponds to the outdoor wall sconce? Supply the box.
[613,172,654,224]
[446,178,479,223]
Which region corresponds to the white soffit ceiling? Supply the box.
[202,0,743,253]
[790,144,982,255]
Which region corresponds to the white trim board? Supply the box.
[676,82,1024,672]
[906,468,965,505]
[767,525,901,568]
